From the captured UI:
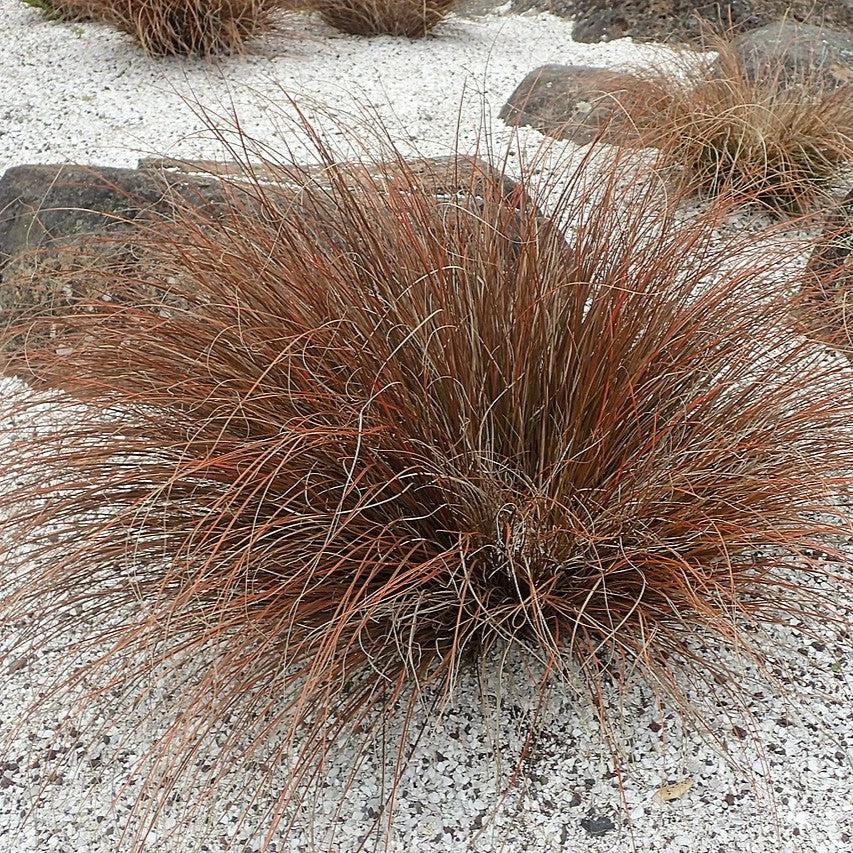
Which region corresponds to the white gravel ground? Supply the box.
[0,1,852,852]
[0,0,683,168]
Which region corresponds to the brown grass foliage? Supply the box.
[629,39,853,214]
[22,0,88,19]
[312,0,454,36]
[1,132,852,846]
[50,0,288,55]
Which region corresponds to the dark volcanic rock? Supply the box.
[456,0,506,14]
[512,1,853,46]
[580,814,616,837]
[0,156,524,382]
[0,163,229,361]
[571,1,771,43]
[511,0,572,12]
[0,163,225,269]
[797,190,853,355]
[729,21,853,88]
[499,64,656,143]
[0,166,190,344]
[0,156,516,287]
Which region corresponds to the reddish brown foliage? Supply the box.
[312,0,455,36]
[1,136,852,846]
[49,0,289,55]
[628,38,853,214]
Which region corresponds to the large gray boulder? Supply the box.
[0,163,230,359]
[455,0,506,15]
[0,156,523,272]
[571,1,759,44]
[0,163,225,270]
[499,64,656,143]
[0,158,520,275]
[0,156,524,381]
[728,22,853,88]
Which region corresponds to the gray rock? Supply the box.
[571,6,631,43]
[510,0,573,14]
[499,64,654,143]
[0,164,228,378]
[0,163,234,378]
[514,1,853,46]
[0,156,523,382]
[580,815,616,837]
[514,1,765,43]
[0,157,520,279]
[0,163,224,270]
[137,154,521,203]
[455,0,506,16]
[797,190,853,354]
[729,22,853,88]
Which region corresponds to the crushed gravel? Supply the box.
[0,2,681,168]
[0,1,851,851]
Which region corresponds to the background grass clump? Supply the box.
[25,0,455,44]
[312,0,455,36]
[631,39,853,214]
[21,0,89,19]
[32,0,290,56]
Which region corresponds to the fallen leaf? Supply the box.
[656,778,694,802]
[831,63,852,83]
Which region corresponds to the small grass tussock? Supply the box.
[47,0,289,56]
[20,0,89,20]
[1,125,852,846]
[312,0,455,36]
[21,0,54,13]
[630,39,853,214]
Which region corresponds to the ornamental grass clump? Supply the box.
[21,0,90,19]
[632,39,853,214]
[313,0,454,36]
[46,0,288,55]
[1,130,852,846]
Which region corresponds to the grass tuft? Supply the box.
[21,0,89,20]
[629,38,853,214]
[47,0,290,56]
[312,0,455,36]
[1,126,852,845]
